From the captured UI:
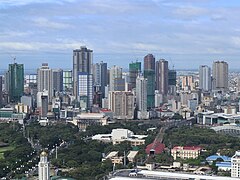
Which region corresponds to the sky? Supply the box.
[1,0,240,71]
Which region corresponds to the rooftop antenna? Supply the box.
[11,55,16,63]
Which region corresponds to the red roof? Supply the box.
[172,146,202,151]
[145,142,165,155]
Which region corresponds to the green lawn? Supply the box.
[0,146,15,159]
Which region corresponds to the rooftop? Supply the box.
[206,155,231,162]
[172,146,202,151]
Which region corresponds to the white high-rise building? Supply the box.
[78,72,93,110]
[212,61,228,92]
[37,63,53,101]
[136,76,149,119]
[109,66,122,91]
[38,151,50,180]
[136,76,147,112]
[199,65,211,92]
[231,150,240,177]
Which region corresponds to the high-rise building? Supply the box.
[231,150,240,177]
[109,65,123,91]
[93,61,108,97]
[129,61,141,90]
[38,151,50,180]
[144,54,155,109]
[144,54,155,70]
[136,75,147,112]
[78,72,93,110]
[52,69,63,95]
[156,59,168,95]
[168,70,177,95]
[37,91,48,118]
[5,63,24,102]
[144,70,155,109]
[25,74,37,87]
[212,61,228,92]
[63,70,73,92]
[37,63,53,101]
[108,91,134,120]
[73,46,93,97]
[199,65,211,92]
[181,75,194,90]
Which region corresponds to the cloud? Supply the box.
[0,0,75,7]
[32,17,73,29]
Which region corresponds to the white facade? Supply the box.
[38,151,50,180]
[199,65,211,92]
[231,150,240,177]
[92,128,147,146]
[136,76,147,112]
[37,63,53,101]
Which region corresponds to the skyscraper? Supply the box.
[168,69,177,95]
[93,61,108,97]
[109,65,123,91]
[73,46,93,97]
[156,59,168,95]
[37,63,53,101]
[6,63,24,102]
[38,151,50,180]
[129,61,141,90]
[144,54,155,70]
[212,61,228,92]
[78,72,93,110]
[136,75,147,112]
[199,65,211,92]
[144,54,155,109]
[52,69,63,95]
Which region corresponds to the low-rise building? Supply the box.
[127,151,138,163]
[102,151,123,164]
[171,146,202,160]
[92,128,147,146]
[72,112,110,131]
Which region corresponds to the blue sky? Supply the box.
[1,0,240,70]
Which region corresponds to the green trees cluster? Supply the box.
[26,122,79,148]
[164,126,240,159]
[0,123,34,178]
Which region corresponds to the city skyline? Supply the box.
[1,0,240,69]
